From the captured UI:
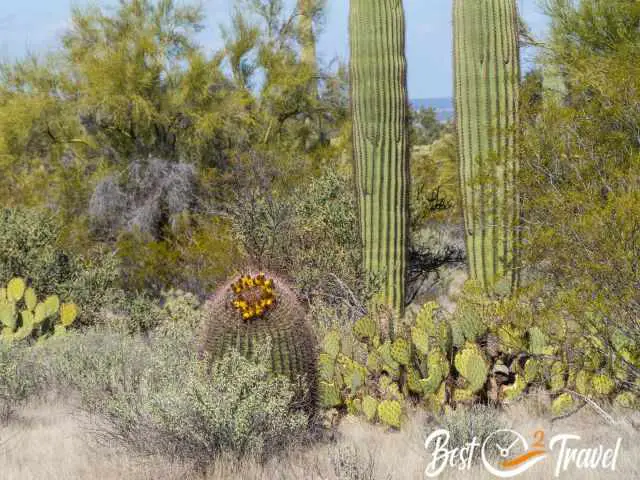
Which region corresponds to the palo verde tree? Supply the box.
[453,0,521,294]
[350,0,409,316]
[296,0,324,96]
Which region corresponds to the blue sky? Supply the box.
[0,0,548,98]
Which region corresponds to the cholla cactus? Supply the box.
[198,272,317,414]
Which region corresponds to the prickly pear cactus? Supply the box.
[0,277,78,342]
[377,399,402,428]
[319,290,636,426]
[198,272,317,414]
[453,343,490,401]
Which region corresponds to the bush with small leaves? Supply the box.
[0,207,122,324]
[434,404,509,463]
[28,323,308,466]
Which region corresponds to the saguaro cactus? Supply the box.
[350,0,409,314]
[453,0,521,293]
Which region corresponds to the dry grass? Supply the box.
[1,395,638,480]
[0,397,196,480]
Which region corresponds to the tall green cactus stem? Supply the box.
[453,0,521,293]
[350,0,409,314]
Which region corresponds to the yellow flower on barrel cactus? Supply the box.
[230,273,276,320]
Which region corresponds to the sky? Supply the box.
[0,0,549,98]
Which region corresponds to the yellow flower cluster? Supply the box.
[230,273,276,320]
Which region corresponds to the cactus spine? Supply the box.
[350,0,409,314]
[453,0,521,293]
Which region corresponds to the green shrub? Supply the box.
[0,208,73,293]
[0,207,122,324]
[115,214,242,296]
[0,342,40,424]
[119,344,309,463]
[230,167,367,307]
[29,306,307,465]
[434,404,508,462]
[521,0,640,401]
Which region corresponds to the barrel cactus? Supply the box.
[350,0,409,314]
[197,272,317,413]
[453,0,521,294]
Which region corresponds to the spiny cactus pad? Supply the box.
[503,375,527,400]
[377,399,402,428]
[319,382,342,408]
[377,341,401,379]
[60,303,79,327]
[390,338,411,366]
[0,278,78,343]
[406,367,423,394]
[24,288,37,311]
[338,355,367,394]
[323,330,341,360]
[0,303,16,329]
[362,395,378,421]
[411,326,430,356]
[575,370,592,395]
[43,295,60,317]
[613,392,637,409]
[415,302,438,333]
[591,374,615,395]
[454,343,489,393]
[353,315,378,343]
[318,353,335,382]
[7,277,26,302]
[549,361,566,392]
[524,358,541,383]
[528,327,547,355]
[453,388,475,402]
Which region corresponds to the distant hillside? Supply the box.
[411,97,454,122]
